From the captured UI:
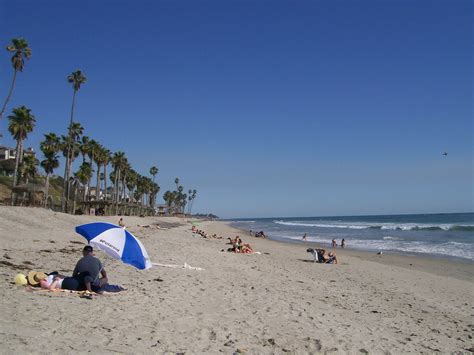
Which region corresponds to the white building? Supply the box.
[0,146,36,161]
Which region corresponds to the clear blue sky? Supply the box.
[1,0,472,218]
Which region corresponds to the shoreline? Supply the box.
[218,221,474,283]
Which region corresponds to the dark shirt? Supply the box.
[73,254,103,285]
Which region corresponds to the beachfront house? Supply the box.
[154,204,168,216]
[0,146,16,161]
[0,146,37,176]
[0,146,36,161]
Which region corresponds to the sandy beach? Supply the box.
[0,206,473,354]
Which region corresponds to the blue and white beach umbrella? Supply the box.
[75,222,152,270]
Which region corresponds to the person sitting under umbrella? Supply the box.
[73,245,108,293]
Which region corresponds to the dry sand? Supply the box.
[0,206,472,354]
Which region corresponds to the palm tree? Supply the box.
[19,154,39,205]
[187,189,193,214]
[189,189,197,215]
[40,132,61,203]
[20,154,39,184]
[1,38,32,119]
[67,70,86,129]
[62,122,83,211]
[91,143,104,201]
[85,139,98,201]
[75,162,93,204]
[150,166,158,182]
[63,69,86,212]
[40,153,59,203]
[40,133,60,155]
[150,182,160,209]
[8,106,36,200]
[102,148,111,201]
[79,135,91,163]
[111,151,127,204]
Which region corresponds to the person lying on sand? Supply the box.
[27,271,81,291]
[193,228,222,239]
[27,270,125,293]
[240,243,254,254]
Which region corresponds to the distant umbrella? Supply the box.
[75,222,152,270]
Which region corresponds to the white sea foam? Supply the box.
[273,220,474,231]
[383,236,403,241]
[274,220,368,229]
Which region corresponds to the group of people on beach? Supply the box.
[250,230,266,238]
[20,245,123,295]
[191,225,223,239]
[302,234,345,249]
[331,238,345,248]
[192,226,255,253]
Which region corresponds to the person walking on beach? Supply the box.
[332,239,337,248]
[302,233,307,241]
[73,246,108,293]
[341,239,345,248]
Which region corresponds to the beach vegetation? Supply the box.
[7,106,36,201]
[0,40,194,214]
[62,70,86,212]
[40,133,61,200]
[0,38,31,119]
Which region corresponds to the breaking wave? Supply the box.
[273,220,474,232]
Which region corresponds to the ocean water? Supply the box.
[227,213,474,261]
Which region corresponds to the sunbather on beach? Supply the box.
[241,243,254,254]
[27,271,81,291]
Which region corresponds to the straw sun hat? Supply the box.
[27,271,47,286]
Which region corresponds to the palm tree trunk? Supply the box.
[66,157,74,211]
[63,88,77,212]
[114,169,120,215]
[96,163,100,201]
[103,163,107,202]
[45,173,50,205]
[83,183,88,204]
[87,177,91,201]
[12,140,21,187]
[11,140,22,205]
[61,154,68,212]
[0,69,17,119]
[73,185,77,215]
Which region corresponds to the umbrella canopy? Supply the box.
[75,222,152,270]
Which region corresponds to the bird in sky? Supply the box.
[443,152,448,156]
